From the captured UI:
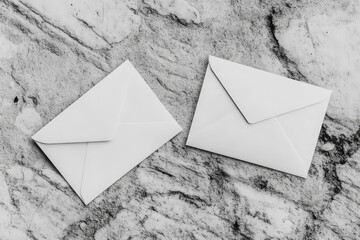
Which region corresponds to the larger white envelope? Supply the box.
[186,56,332,178]
[32,60,182,204]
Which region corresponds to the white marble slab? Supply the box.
[0,0,359,239]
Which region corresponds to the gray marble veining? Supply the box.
[0,0,359,239]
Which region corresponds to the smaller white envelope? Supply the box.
[32,60,182,204]
[187,56,332,178]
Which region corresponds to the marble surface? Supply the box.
[0,0,359,239]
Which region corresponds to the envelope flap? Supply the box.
[208,56,332,124]
[32,61,135,144]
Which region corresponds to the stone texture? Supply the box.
[0,0,359,239]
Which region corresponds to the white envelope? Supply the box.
[32,60,182,204]
[186,56,332,178]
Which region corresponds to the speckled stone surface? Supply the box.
[0,0,359,239]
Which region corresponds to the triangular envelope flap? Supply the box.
[208,56,332,124]
[117,62,181,124]
[32,60,136,144]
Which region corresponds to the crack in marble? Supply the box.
[74,17,111,47]
[10,64,26,92]
[266,7,310,83]
[142,0,201,26]
[17,1,98,51]
[155,77,177,94]
[166,190,210,208]
[148,165,176,178]
[2,0,113,74]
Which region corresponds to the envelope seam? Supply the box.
[208,62,252,124]
[79,142,89,202]
[275,118,308,175]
